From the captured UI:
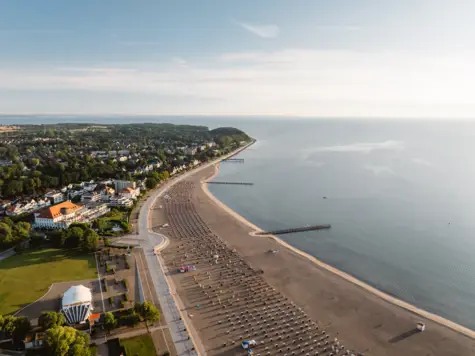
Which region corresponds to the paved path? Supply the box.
[92,325,169,345]
[133,143,254,356]
[136,178,200,355]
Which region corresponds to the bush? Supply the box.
[122,279,128,289]
[119,312,140,327]
[109,296,113,305]
[125,260,130,269]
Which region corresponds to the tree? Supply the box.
[104,312,116,331]
[135,302,160,323]
[2,217,14,227]
[14,221,31,240]
[145,177,159,190]
[39,312,65,330]
[65,227,84,248]
[0,222,13,247]
[4,180,23,197]
[119,312,140,327]
[11,317,31,343]
[48,230,67,248]
[93,218,108,232]
[80,229,99,252]
[158,171,169,181]
[45,326,91,356]
[0,315,31,343]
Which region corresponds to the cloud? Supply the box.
[364,164,395,176]
[307,141,405,154]
[237,21,280,38]
[2,49,475,116]
[411,157,432,166]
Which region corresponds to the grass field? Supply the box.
[0,248,97,315]
[120,334,156,356]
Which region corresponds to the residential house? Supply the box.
[6,198,51,217]
[81,191,102,203]
[108,196,133,208]
[185,147,197,155]
[114,180,136,191]
[119,187,140,200]
[45,191,65,204]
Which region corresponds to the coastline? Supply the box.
[201,161,475,340]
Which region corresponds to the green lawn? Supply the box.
[120,334,156,356]
[0,248,97,315]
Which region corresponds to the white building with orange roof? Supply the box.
[33,200,110,229]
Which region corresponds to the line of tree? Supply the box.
[47,223,99,252]
[0,217,31,249]
[0,123,252,199]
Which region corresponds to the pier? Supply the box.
[222,158,244,163]
[206,181,254,186]
[257,224,331,236]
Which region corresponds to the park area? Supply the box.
[0,248,97,315]
[94,209,130,236]
[120,334,156,356]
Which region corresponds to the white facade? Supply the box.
[81,192,101,202]
[61,285,92,325]
[108,197,133,208]
[45,192,65,204]
[114,180,136,191]
[33,201,109,230]
[119,187,140,200]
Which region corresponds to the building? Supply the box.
[45,191,65,204]
[100,186,115,201]
[119,187,140,200]
[24,332,45,349]
[61,285,93,324]
[185,147,197,155]
[6,198,51,217]
[33,200,110,229]
[114,180,136,191]
[108,196,133,208]
[81,191,101,203]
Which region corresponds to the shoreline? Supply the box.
[201,160,475,340]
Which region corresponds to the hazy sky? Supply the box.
[1,0,475,117]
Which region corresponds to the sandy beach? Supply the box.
[152,149,475,355]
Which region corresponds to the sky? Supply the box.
[1,0,475,118]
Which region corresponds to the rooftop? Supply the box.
[36,201,81,219]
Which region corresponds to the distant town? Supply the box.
[0,123,250,242]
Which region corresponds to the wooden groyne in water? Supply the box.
[207,181,254,186]
[257,224,331,236]
[222,158,244,163]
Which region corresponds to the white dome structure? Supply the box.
[61,285,93,325]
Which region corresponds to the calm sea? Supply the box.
[2,116,475,330]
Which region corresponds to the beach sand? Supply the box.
[153,155,475,355]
